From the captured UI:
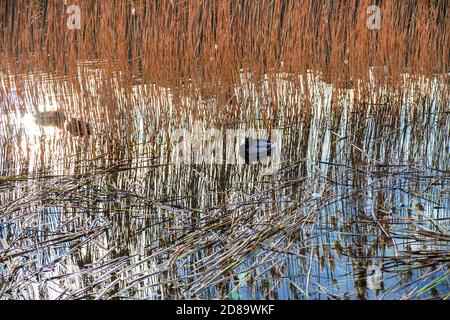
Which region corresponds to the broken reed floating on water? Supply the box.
[0,0,448,90]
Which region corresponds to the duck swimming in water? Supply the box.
[34,110,92,137]
[65,117,92,137]
[239,138,275,164]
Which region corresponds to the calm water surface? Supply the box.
[0,68,448,300]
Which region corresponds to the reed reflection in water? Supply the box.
[0,67,448,300]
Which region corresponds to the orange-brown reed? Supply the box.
[0,0,448,130]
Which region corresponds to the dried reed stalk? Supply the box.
[0,0,448,92]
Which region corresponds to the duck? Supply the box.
[34,110,66,127]
[239,138,275,164]
[34,110,92,137]
[65,117,92,137]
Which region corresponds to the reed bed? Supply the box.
[0,0,449,300]
[1,1,449,124]
[0,147,448,299]
[1,0,449,80]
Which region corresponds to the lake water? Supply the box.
[0,67,449,300]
